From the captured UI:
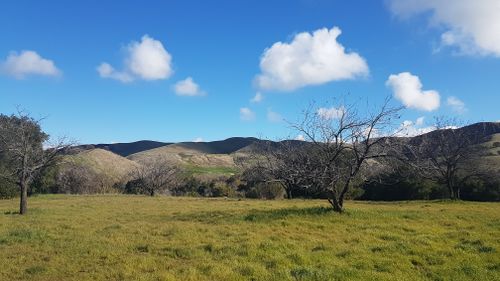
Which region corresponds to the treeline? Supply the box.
[1,103,499,214]
[0,163,287,200]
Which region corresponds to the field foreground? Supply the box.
[0,196,499,281]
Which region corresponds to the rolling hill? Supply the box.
[74,140,171,157]
[63,148,139,181]
[68,122,500,180]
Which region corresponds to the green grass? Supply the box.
[183,164,238,176]
[0,195,499,280]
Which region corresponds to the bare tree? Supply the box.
[238,140,312,199]
[404,118,488,200]
[129,158,179,196]
[290,99,402,212]
[0,110,71,214]
[56,162,116,194]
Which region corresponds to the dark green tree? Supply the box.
[0,111,69,214]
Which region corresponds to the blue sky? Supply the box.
[0,0,499,144]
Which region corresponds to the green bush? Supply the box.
[210,182,236,197]
[460,178,500,201]
[0,181,17,199]
[245,182,284,199]
[360,177,446,201]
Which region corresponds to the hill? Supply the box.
[127,143,238,178]
[71,122,500,179]
[74,140,171,157]
[62,148,138,183]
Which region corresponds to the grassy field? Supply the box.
[0,196,499,281]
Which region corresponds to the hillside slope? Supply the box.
[75,140,171,157]
[63,148,138,182]
[74,122,500,179]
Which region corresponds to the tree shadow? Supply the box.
[243,206,333,222]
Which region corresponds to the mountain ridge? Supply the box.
[75,122,500,157]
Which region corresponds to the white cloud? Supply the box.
[395,118,436,137]
[240,107,256,121]
[193,137,204,142]
[255,26,369,91]
[295,134,305,141]
[317,106,345,120]
[447,96,467,113]
[386,72,440,111]
[267,108,283,123]
[1,50,61,79]
[174,77,205,96]
[98,35,173,82]
[387,0,500,57]
[97,63,133,82]
[250,92,263,103]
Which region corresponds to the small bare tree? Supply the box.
[130,158,179,196]
[240,140,312,199]
[0,110,71,214]
[290,99,402,212]
[405,118,488,200]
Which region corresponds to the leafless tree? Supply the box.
[289,98,402,212]
[0,110,72,214]
[129,158,179,196]
[404,117,489,200]
[56,162,115,194]
[242,140,313,199]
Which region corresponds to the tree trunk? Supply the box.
[328,197,343,213]
[19,182,28,215]
[150,189,155,197]
[286,188,293,199]
[447,181,455,200]
[455,186,461,200]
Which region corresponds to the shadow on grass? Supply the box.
[3,208,42,216]
[170,206,334,224]
[244,206,333,222]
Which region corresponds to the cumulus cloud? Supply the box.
[250,92,263,103]
[317,106,345,120]
[447,96,467,113]
[267,108,283,123]
[98,35,173,82]
[1,50,61,79]
[174,77,205,96]
[387,0,500,57]
[395,118,436,137]
[97,63,133,82]
[255,26,369,91]
[386,72,440,111]
[240,107,255,121]
[295,134,305,141]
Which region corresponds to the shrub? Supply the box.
[0,181,17,199]
[245,182,284,199]
[123,178,145,194]
[360,177,446,201]
[460,178,500,202]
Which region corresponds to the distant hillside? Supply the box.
[408,122,500,146]
[127,143,239,179]
[71,122,500,179]
[74,137,261,157]
[75,140,171,157]
[175,137,261,154]
[62,148,138,182]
